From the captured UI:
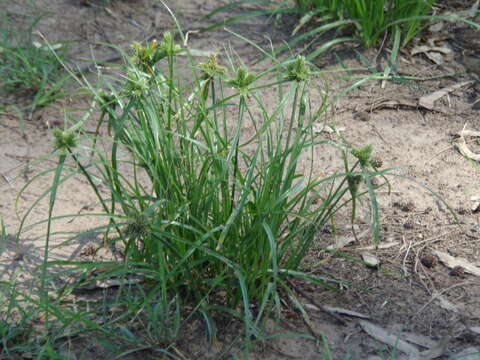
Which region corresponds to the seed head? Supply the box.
[199,54,227,79]
[285,56,310,82]
[52,128,77,153]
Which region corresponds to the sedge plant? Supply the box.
[16,32,388,356]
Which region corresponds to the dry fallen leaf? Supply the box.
[359,321,420,356]
[407,338,449,360]
[411,45,452,65]
[327,235,355,249]
[419,81,473,110]
[360,322,448,360]
[400,331,439,349]
[327,228,369,250]
[433,250,480,276]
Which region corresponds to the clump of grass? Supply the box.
[82,34,383,316]
[0,13,70,108]
[296,0,436,48]
[344,0,436,48]
[204,0,440,62]
[17,29,387,356]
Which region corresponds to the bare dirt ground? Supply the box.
[1,0,480,359]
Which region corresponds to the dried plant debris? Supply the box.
[327,228,369,250]
[471,195,480,213]
[353,240,399,251]
[454,127,480,162]
[312,123,345,135]
[411,45,452,65]
[359,321,449,360]
[362,252,380,268]
[359,320,421,356]
[433,250,480,276]
[418,81,473,110]
[327,235,355,249]
[434,292,464,313]
[399,331,439,350]
[420,253,438,268]
[322,306,370,319]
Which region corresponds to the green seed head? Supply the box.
[130,41,148,68]
[130,38,177,72]
[125,211,150,240]
[98,90,118,112]
[285,56,310,82]
[199,54,227,79]
[52,128,77,153]
[159,32,182,57]
[227,66,256,95]
[352,144,373,167]
[124,70,150,98]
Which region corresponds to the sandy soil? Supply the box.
[1,0,480,359]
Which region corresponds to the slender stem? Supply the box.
[230,95,245,212]
[41,153,66,330]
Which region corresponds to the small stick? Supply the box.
[412,280,472,318]
[413,229,459,248]
[402,240,412,277]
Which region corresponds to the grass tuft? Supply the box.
[0,10,70,109]
[16,29,388,356]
